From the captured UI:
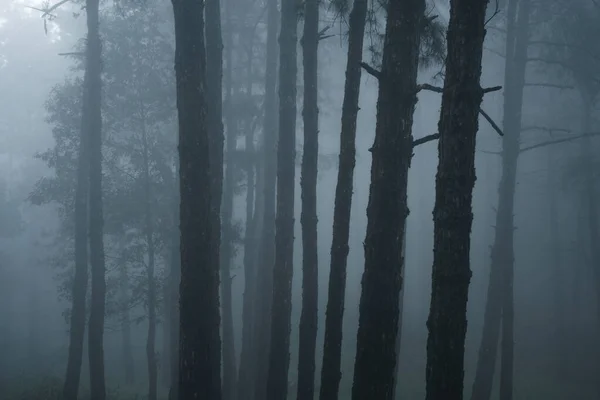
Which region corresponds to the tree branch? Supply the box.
[520,126,570,134]
[417,83,443,93]
[524,82,573,90]
[483,86,502,93]
[413,133,440,147]
[519,132,600,154]
[360,62,381,79]
[479,108,504,136]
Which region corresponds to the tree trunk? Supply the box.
[469,1,527,398]
[296,0,319,397]
[424,0,489,398]
[168,196,180,400]
[265,0,298,395]
[391,220,408,399]
[318,0,368,398]
[238,30,257,399]
[86,0,107,396]
[119,260,135,385]
[253,0,279,396]
[350,0,424,398]
[62,9,92,400]
[171,0,222,397]
[206,0,230,396]
[140,101,158,400]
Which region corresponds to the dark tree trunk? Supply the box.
[252,0,279,396]
[350,0,424,398]
[168,197,180,400]
[318,0,368,397]
[424,0,489,398]
[391,220,408,399]
[296,0,319,397]
[265,0,298,394]
[140,102,158,400]
[171,0,222,397]
[63,46,91,400]
[86,0,106,396]
[206,0,230,397]
[119,261,135,385]
[238,31,257,399]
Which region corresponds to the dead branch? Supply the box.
[484,46,506,58]
[485,0,501,26]
[483,86,502,93]
[360,62,381,79]
[519,131,600,154]
[479,108,504,136]
[413,133,440,147]
[417,83,443,93]
[26,0,70,18]
[524,82,573,90]
[318,26,334,41]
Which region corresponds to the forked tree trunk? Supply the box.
[350,0,424,398]
[319,0,368,398]
[86,0,106,396]
[265,0,298,393]
[171,0,222,397]
[424,0,489,398]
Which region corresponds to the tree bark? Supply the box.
[424,0,489,398]
[318,0,368,398]
[86,0,107,396]
[350,0,424,399]
[119,260,135,385]
[252,0,279,396]
[296,0,319,397]
[391,220,408,399]
[171,0,222,397]
[265,0,298,394]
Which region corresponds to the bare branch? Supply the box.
[519,131,600,154]
[26,0,70,17]
[318,26,334,41]
[413,133,440,147]
[520,126,570,134]
[417,83,443,93]
[483,86,502,93]
[58,52,85,57]
[484,46,506,58]
[360,62,381,79]
[524,82,573,90]
[479,149,501,155]
[485,0,500,26]
[479,108,504,136]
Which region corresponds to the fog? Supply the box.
[1,0,598,399]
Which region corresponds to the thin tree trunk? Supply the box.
[470,1,526,398]
[140,101,158,400]
[296,0,319,396]
[318,0,368,397]
[238,31,257,399]
[119,260,135,385]
[265,0,298,393]
[424,0,489,398]
[350,0,424,398]
[86,0,106,396]
[253,0,279,395]
[168,193,180,400]
[63,15,92,400]
[171,0,222,397]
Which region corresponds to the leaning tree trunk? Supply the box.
[424,0,489,398]
[171,0,222,398]
[265,0,298,394]
[63,37,91,400]
[252,0,279,396]
[296,0,320,397]
[140,101,158,400]
[86,0,107,396]
[350,0,424,399]
[318,0,368,397]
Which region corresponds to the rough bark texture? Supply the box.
[391,220,408,399]
[86,0,107,396]
[63,36,91,400]
[350,0,424,398]
[424,0,488,398]
[253,0,279,396]
[141,106,158,400]
[318,0,368,397]
[296,0,319,397]
[265,0,298,394]
[172,0,222,397]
